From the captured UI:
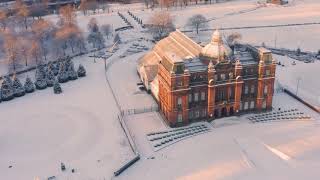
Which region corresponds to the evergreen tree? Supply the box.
[53,79,62,94]
[113,33,121,44]
[77,64,86,77]
[1,76,14,101]
[24,77,35,93]
[12,76,25,97]
[58,62,69,83]
[35,65,47,90]
[47,69,55,87]
[68,61,78,80]
[48,62,59,76]
[296,47,301,56]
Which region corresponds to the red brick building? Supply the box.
[139,30,276,127]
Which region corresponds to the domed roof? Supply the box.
[201,29,232,60]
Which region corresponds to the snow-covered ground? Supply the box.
[1,0,320,179]
[275,54,320,108]
[118,92,320,180]
[0,55,134,180]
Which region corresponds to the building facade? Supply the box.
[158,30,276,127]
[138,30,276,127]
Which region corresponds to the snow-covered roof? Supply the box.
[201,29,233,60]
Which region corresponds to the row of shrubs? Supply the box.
[0,58,86,103]
[127,11,144,28]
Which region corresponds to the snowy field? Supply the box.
[275,54,320,108]
[118,92,320,180]
[1,0,320,179]
[0,55,134,180]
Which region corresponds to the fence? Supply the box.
[181,22,320,33]
[283,88,320,114]
[120,105,159,116]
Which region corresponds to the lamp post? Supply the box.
[296,77,301,96]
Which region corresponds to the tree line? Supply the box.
[0,0,112,74]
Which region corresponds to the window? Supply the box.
[244,68,248,75]
[250,101,255,109]
[262,100,267,109]
[229,72,233,79]
[240,102,243,110]
[266,69,270,76]
[264,85,268,95]
[195,110,200,118]
[189,111,193,119]
[177,97,182,110]
[201,92,206,101]
[214,74,218,81]
[230,88,235,100]
[176,79,183,86]
[188,94,192,103]
[244,85,249,94]
[221,90,226,101]
[194,92,199,102]
[220,74,226,81]
[176,65,184,74]
[177,113,183,123]
[244,102,249,110]
[250,85,255,94]
[202,109,207,117]
[177,97,182,105]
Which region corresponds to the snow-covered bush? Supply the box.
[58,62,69,83]
[24,77,35,93]
[47,69,55,87]
[77,64,86,77]
[35,65,48,90]
[48,62,59,77]
[1,76,14,101]
[35,77,47,90]
[67,61,78,80]
[53,80,62,94]
[12,76,25,97]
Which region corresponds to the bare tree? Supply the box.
[15,0,30,30]
[186,14,208,34]
[87,18,105,49]
[80,0,98,15]
[0,10,7,30]
[32,19,54,61]
[147,11,175,39]
[100,3,110,13]
[3,31,19,72]
[18,36,30,66]
[29,0,48,19]
[59,5,76,26]
[101,24,111,39]
[28,39,42,64]
[56,24,84,54]
[226,32,242,46]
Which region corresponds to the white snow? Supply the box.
[1,0,320,179]
[0,55,133,180]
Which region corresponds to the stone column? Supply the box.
[207,61,216,119]
[256,60,265,111]
[234,60,243,113]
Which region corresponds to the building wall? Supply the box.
[158,52,276,127]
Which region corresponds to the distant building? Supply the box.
[267,0,288,5]
[138,30,276,127]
